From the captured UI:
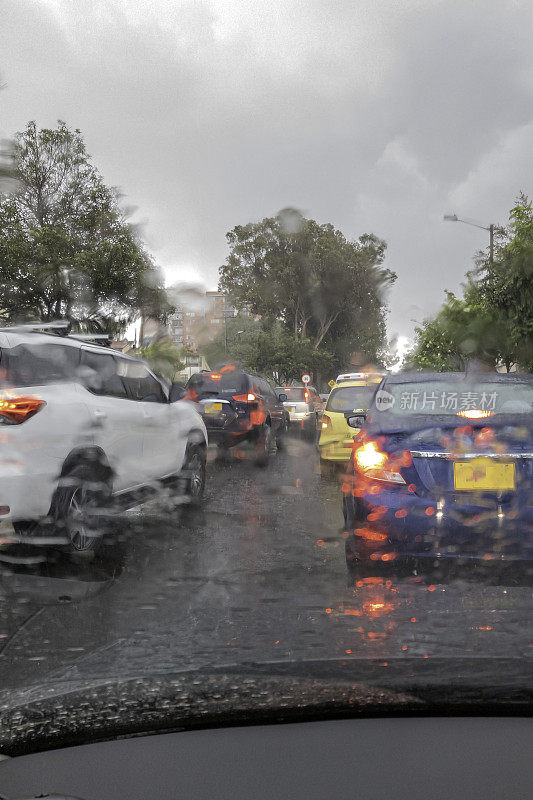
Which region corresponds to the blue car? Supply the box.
[343,372,533,575]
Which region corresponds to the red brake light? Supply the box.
[232,393,257,402]
[0,395,46,425]
[210,373,222,381]
[353,439,406,485]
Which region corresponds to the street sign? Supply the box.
[328,379,335,388]
[301,374,311,384]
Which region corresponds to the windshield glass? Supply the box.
[0,343,80,386]
[381,381,533,415]
[186,371,249,396]
[327,385,377,412]
[1,0,533,761]
[278,387,306,401]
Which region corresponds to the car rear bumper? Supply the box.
[344,484,533,561]
[203,424,257,446]
[0,465,57,523]
[288,411,314,423]
[318,438,353,462]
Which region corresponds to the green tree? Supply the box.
[0,120,167,330]
[408,314,462,371]
[409,290,510,371]
[473,194,533,370]
[202,314,261,371]
[202,314,336,385]
[219,210,395,363]
[137,338,186,382]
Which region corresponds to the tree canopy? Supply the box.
[137,339,186,382]
[202,314,336,384]
[0,120,167,331]
[218,209,395,380]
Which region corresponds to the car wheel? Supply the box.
[180,444,207,506]
[345,534,362,578]
[319,458,337,478]
[53,465,110,555]
[308,413,320,441]
[255,422,274,467]
[343,491,363,528]
[303,419,314,442]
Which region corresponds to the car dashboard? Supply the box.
[0,716,530,800]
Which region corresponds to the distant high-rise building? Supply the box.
[167,290,234,353]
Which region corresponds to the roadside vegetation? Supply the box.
[0,121,167,334]
[409,195,533,372]
[206,208,396,382]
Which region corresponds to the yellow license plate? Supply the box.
[204,402,223,413]
[453,459,515,491]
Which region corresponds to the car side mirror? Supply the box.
[346,413,366,428]
[169,382,186,403]
[278,393,287,401]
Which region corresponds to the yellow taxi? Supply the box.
[318,372,384,471]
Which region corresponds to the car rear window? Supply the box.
[0,343,80,387]
[379,381,533,415]
[326,385,376,412]
[278,387,306,401]
[186,370,249,396]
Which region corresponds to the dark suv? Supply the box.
[185,367,287,463]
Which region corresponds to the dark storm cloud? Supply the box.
[1,0,532,338]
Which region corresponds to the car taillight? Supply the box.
[353,440,406,485]
[321,414,331,429]
[232,392,257,402]
[0,395,46,425]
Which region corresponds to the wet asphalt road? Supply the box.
[0,434,532,701]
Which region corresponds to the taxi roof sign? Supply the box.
[335,371,386,383]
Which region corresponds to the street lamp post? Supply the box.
[443,214,494,265]
[223,294,227,355]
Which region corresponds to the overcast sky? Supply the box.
[1,0,532,341]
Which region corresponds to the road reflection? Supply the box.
[321,559,533,664]
[0,437,531,699]
[0,538,126,606]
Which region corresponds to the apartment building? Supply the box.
[167,290,234,352]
